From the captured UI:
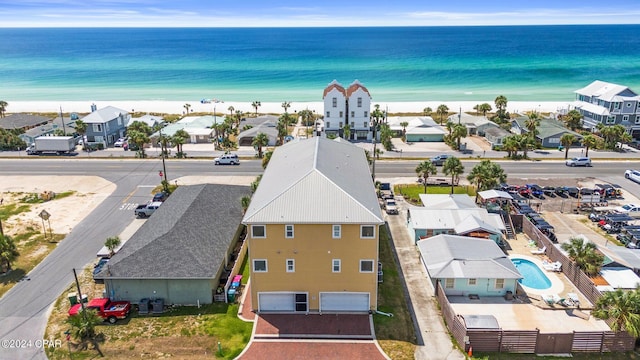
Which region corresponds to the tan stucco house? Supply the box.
[242,137,384,313]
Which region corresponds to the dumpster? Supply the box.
[151,298,164,314]
[68,293,78,305]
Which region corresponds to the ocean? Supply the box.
[1,26,640,102]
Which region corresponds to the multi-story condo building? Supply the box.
[322,80,372,140]
[242,137,384,313]
[574,80,640,137]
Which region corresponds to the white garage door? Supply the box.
[258,293,295,312]
[320,292,370,312]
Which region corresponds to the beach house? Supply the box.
[242,137,384,313]
[417,234,521,297]
[322,80,372,140]
[81,105,129,147]
[511,117,582,148]
[574,80,640,137]
[95,184,249,305]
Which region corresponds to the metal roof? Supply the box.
[81,106,129,124]
[454,215,501,235]
[242,137,384,224]
[575,80,638,102]
[417,234,521,279]
[96,184,250,279]
[409,208,505,231]
[419,194,478,209]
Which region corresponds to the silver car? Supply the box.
[565,157,591,167]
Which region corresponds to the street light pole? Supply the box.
[159,125,168,191]
[212,99,223,149]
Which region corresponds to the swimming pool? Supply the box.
[511,258,552,290]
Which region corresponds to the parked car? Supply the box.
[93,258,109,277]
[615,204,640,218]
[526,184,544,198]
[152,191,170,202]
[134,201,162,218]
[624,169,640,183]
[68,298,131,324]
[565,157,592,167]
[214,153,240,165]
[114,137,127,147]
[430,154,450,166]
[384,199,399,215]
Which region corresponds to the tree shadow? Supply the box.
[0,268,27,285]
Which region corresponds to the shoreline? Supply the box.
[6,100,573,116]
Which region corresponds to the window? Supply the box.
[251,225,266,238]
[360,260,374,273]
[626,102,633,108]
[468,278,477,286]
[339,111,343,118]
[326,111,330,118]
[351,111,355,118]
[357,97,362,107]
[285,225,294,238]
[92,124,102,132]
[606,116,615,124]
[361,225,375,239]
[445,278,454,289]
[350,122,354,127]
[326,122,330,128]
[253,259,267,272]
[339,122,343,128]
[332,259,341,273]
[332,225,341,238]
[286,259,295,272]
[364,122,368,128]
[495,278,505,289]
[295,293,307,311]
[332,97,337,107]
[635,115,640,124]
[364,111,368,118]
[614,102,620,109]
[623,115,629,122]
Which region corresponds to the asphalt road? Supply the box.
[0,158,639,359]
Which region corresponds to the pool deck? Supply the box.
[449,234,609,333]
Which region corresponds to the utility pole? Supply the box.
[458,107,461,125]
[72,268,88,322]
[60,106,67,135]
[159,125,168,192]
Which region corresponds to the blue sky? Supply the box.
[1,0,639,27]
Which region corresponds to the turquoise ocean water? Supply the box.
[1,26,639,102]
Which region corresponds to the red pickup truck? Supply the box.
[69,298,131,324]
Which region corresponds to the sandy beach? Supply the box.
[7,100,573,116]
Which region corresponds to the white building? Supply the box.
[322,80,372,140]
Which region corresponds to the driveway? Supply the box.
[383,191,465,360]
[237,314,388,360]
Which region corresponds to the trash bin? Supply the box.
[227,288,236,302]
[505,291,514,300]
[138,298,150,315]
[80,294,88,304]
[68,293,78,305]
[151,298,164,314]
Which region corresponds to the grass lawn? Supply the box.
[45,259,253,359]
[394,184,476,204]
[374,226,417,360]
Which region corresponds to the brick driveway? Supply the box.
[236,309,389,359]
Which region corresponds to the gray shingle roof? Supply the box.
[81,106,129,124]
[0,114,51,130]
[242,137,383,224]
[417,234,521,280]
[97,184,250,279]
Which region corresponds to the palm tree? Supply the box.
[452,124,468,150]
[183,103,191,115]
[560,236,604,276]
[502,135,519,158]
[0,234,19,273]
[525,111,540,140]
[342,123,351,140]
[592,288,640,337]
[0,100,8,118]
[227,106,235,118]
[560,134,576,159]
[415,161,437,194]
[281,101,291,113]
[478,103,492,117]
[172,129,189,156]
[423,107,432,117]
[298,109,314,127]
[74,119,88,150]
[252,132,269,158]
[104,236,121,257]
[562,109,583,131]
[66,309,104,356]
[251,101,261,116]
[399,121,409,141]
[442,157,464,194]
[494,95,508,123]
[436,104,449,125]
[581,134,598,157]
[519,135,537,159]
[262,150,273,169]
[467,160,507,193]
[128,121,152,158]
[241,195,251,214]
[235,110,244,128]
